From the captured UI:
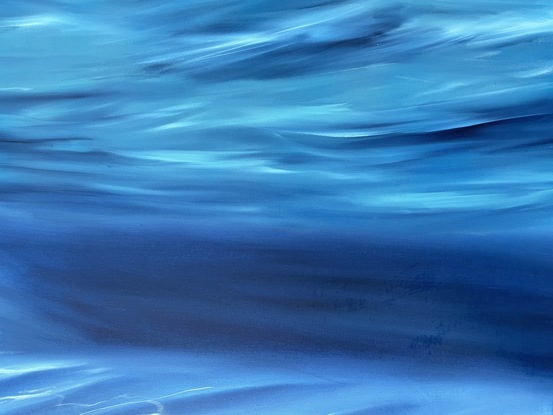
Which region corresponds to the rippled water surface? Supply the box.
[1,1,553,413]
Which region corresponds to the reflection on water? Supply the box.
[1,350,552,414]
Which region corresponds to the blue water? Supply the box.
[1,1,553,413]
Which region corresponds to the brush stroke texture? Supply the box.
[1,0,553,413]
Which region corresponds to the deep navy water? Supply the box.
[1,1,553,414]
